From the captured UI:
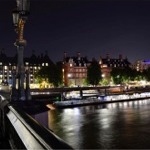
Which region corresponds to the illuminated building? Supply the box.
[63,52,90,86]
[133,60,150,72]
[99,54,131,80]
[0,50,53,87]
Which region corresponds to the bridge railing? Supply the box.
[0,99,73,149]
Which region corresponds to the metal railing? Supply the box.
[0,99,73,149]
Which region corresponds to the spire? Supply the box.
[64,52,67,58]
[77,52,81,57]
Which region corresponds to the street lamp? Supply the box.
[11,0,31,101]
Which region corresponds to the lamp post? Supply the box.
[11,0,31,101]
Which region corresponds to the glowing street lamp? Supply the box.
[11,0,31,101]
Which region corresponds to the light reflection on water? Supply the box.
[33,99,150,149]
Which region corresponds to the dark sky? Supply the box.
[1,0,150,63]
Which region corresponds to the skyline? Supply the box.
[1,0,150,63]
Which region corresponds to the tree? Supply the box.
[110,67,144,85]
[34,62,63,87]
[34,66,50,88]
[87,58,102,86]
[143,67,150,81]
[111,68,124,85]
[52,62,63,87]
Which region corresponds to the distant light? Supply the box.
[68,73,72,78]
[143,60,150,64]
[102,74,105,78]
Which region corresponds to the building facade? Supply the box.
[63,53,131,86]
[99,54,131,81]
[0,50,53,87]
[63,52,90,86]
[133,60,150,72]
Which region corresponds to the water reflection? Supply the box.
[33,99,150,149]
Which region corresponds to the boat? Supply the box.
[53,92,150,108]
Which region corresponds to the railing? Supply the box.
[0,99,73,149]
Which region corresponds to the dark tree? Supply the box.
[111,67,143,85]
[111,68,124,84]
[34,62,63,87]
[87,58,102,86]
[52,62,63,87]
[143,67,150,81]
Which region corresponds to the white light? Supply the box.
[70,63,73,67]
[68,73,72,78]
[102,74,105,78]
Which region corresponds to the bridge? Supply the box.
[1,85,150,149]
[0,85,122,149]
[0,89,73,149]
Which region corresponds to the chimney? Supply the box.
[77,52,81,57]
[106,53,110,59]
[64,52,67,58]
[119,54,122,59]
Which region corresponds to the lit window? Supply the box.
[13,66,16,69]
[26,62,29,65]
[67,73,72,78]
[46,63,48,66]
[70,63,72,67]
[4,66,7,70]
[0,62,2,65]
[42,63,44,66]
[102,64,107,68]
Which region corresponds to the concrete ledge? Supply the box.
[0,100,73,149]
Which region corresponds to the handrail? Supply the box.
[0,100,73,149]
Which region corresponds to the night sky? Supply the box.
[1,0,150,63]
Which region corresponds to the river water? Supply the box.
[33,99,150,149]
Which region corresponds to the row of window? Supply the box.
[69,63,87,67]
[101,64,128,68]
[68,68,87,72]
[0,62,48,67]
[67,73,86,78]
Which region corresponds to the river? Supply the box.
[33,99,150,149]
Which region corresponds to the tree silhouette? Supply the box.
[87,58,102,86]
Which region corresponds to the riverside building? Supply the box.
[133,60,150,72]
[0,50,53,88]
[62,52,90,87]
[62,53,131,87]
[99,54,131,81]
